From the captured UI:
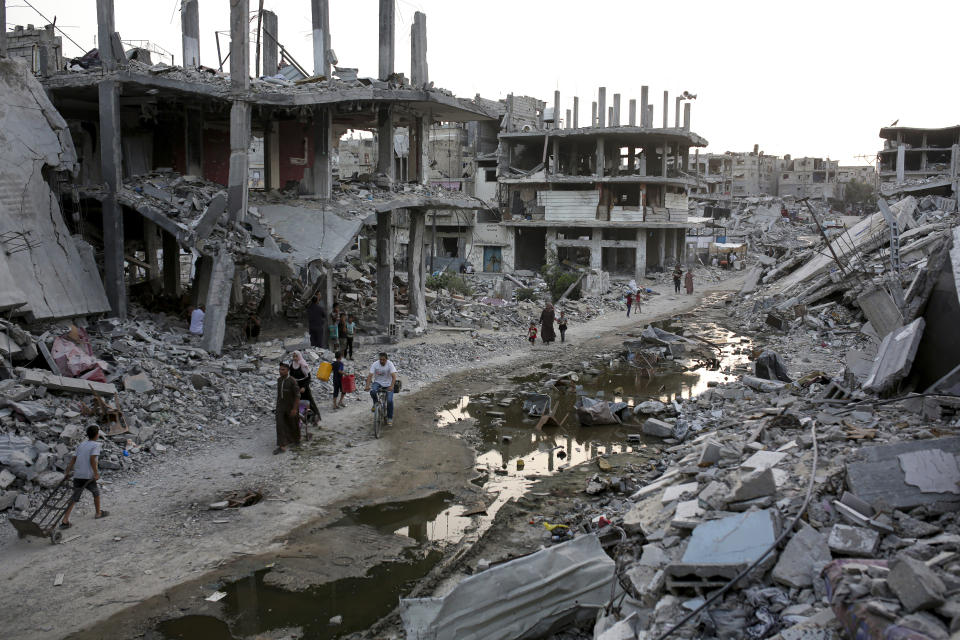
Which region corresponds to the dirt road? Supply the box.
[0,271,743,640]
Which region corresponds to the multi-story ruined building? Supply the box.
[777,156,840,199]
[878,125,959,199]
[5,23,62,75]
[690,148,781,198]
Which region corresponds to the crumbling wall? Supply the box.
[0,58,110,320]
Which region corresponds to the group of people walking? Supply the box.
[307,293,357,360]
[673,265,694,295]
[529,302,569,345]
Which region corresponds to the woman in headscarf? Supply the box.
[288,351,320,424]
[685,269,694,295]
[539,302,557,344]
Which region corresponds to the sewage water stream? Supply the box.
[155,321,749,639]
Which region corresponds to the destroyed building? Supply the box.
[690,147,783,198]
[878,125,960,200]
[494,88,705,282]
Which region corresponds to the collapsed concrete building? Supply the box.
[879,125,960,201]
[0,0,498,352]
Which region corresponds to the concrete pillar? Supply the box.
[640,86,649,127]
[310,108,332,198]
[264,120,280,189]
[185,107,203,176]
[598,87,606,127]
[683,102,691,131]
[96,0,119,72]
[378,0,395,81]
[591,102,597,127]
[227,101,250,222]
[418,116,429,184]
[162,231,181,296]
[896,144,905,184]
[635,228,647,280]
[595,137,605,178]
[230,269,244,306]
[665,228,676,265]
[657,229,666,267]
[628,147,635,172]
[662,139,668,178]
[553,90,560,129]
[590,228,602,270]
[629,99,636,126]
[608,107,613,129]
[311,0,331,77]
[261,10,278,75]
[407,210,426,327]
[662,91,668,128]
[675,96,681,128]
[573,96,579,128]
[613,94,621,127]
[200,251,236,355]
[0,0,6,57]
[376,211,394,330]
[181,0,200,68]
[230,0,249,92]
[552,138,560,174]
[98,80,126,318]
[377,106,394,182]
[565,109,571,130]
[143,220,160,284]
[545,228,558,259]
[191,255,213,307]
[262,273,282,317]
[410,11,428,87]
[646,105,654,128]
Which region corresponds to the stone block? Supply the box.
[773,523,832,588]
[827,524,879,557]
[643,418,674,438]
[123,372,155,394]
[728,467,776,502]
[698,440,721,467]
[0,491,17,511]
[672,499,704,529]
[742,449,788,471]
[698,480,728,511]
[0,468,14,489]
[37,471,64,489]
[889,555,946,612]
[662,482,699,504]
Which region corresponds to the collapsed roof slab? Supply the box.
[254,203,364,270]
[499,125,709,148]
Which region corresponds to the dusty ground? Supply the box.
[0,271,743,640]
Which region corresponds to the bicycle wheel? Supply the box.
[373,402,384,438]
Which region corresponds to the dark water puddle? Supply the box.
[156,550,441,640]
[330,491,475,544]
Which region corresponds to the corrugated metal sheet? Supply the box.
[538,191,599,221]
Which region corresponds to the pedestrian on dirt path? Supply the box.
[673,264,682,294]
[626,291,634,317]
[307,293,325,348]
[332,352,346,409]
[528,321,538,345]
[685,269,694,295]
[366,352,398,426]
[539,302,556,344]
[557,310,568,343]
[275,362,301,454]
[60,425,108,528]
[289,351,320,424]
[345,314,357,360]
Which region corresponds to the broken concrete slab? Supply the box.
[857,286,904,338]
[863,317,925,395]
[122,372,155,394]
[742,449,789,472]
[19,369,117,396]
[738,266,763,296]
[772,523,832,588]
[729,467,777,502]
[191,191,227,240]
[678,509,778,567]
[662,482,699,504]
[671,499,704,529]
[897,449,960,496]
[643,417,674,438]
[846,436,960,510]
[827,524,879,557]
[888,555,946,612]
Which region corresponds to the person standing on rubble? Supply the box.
[539,302,556,344]
[190,305,205,335]
[673,264,683,294]
[557,310,568,343]
[307,293,325,348]
[289,351,320,424]
[626,291,634,317]
[275,362,301,454]
[345,314,357,360]
[685,268,694,295]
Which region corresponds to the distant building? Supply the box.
[777,156,839,200]
[690,147,781,197]
[5,24,63,75]
[878,125,959,198]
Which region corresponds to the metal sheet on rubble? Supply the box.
[255,204,363,268]
[399,534,615,640]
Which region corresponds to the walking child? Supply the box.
[528,321,538,345]
[557,310,568,343]
[332,352,346,409]
[673,264,682,294]
[626,291,634,317]
[60,425,108,528]
[328,316,340,355]
[345,314,357,360]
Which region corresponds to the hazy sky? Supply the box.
[9,0,959,166]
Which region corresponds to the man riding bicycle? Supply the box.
[365,352,398,426]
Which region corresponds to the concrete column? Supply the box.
[683,102,691,131]
[96,0,119,72]
[227,101,250,222]
[552,138,560,174]
[191,255,213,306]
[230,269,245,306]
[261,10,278,75]
[407,209,426,327]
[98,80,126,318]
[595,136,605,177]
[545,228,558,259]
[662,91,668,128]
[627,147,635,172]
[608,107,613,129]
[264,120,280,189]
[665,228,676,265]
[377,106,395,183]
[573,96,579,128]
[613,94,621,127]
[181,0,200,68]
[185,107,203,176]
[675,96,681,128]
[553,90,560,129]
[598,87,606,127]
[640,86,649,127]
[635,228,647,280]
[310,108,332,198]
[311,0,331,77]
[896,144,905,184]
[262,273,282,317]
[657,229,666,267]
[662,139,668,178]
[200,251,236,354]
[378,0,395,81]
[143,220,160,284]
[629,99,636,126]
[0,0,6,57]
[162,231,181,296]
[591,102,597,127]
[376,211,394,330]
[411,11,428,87]
[647,105,654,128]
[230,0,249,91]
[590,228,602,270]
[419,116,429,184]
[565,109,571,130]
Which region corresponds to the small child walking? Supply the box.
[345,315,357,360]
[626,291,634,317]
[328,317,340,355]
[557,311,568,343]
[528,322,538,346]
[332,352,346,409]
[60,425,108,528]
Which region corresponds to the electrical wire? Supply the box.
[21,0,86,54]
[651,419,820,640]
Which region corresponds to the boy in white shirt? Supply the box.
[60,425,108,528]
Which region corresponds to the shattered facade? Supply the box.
[878,125,960,200]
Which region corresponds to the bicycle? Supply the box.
[372,387,389,439]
